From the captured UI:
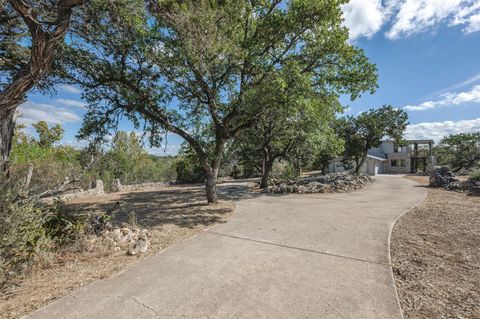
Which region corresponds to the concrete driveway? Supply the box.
[27,175,427,319]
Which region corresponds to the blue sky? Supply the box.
[19,0,480,155]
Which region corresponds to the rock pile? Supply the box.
[263,172,372,195]
[103,226,150,255]
[83,210,151,255]
[429,166,459,188]
[429,166,480,196]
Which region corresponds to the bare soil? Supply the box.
[0,181,258,319]
[392,178,480,318]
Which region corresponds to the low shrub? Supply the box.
[272,161,300,180]
[174,156,204,183]
[0,177,93,287]
[0,177,50,285]
[469,169,480,181]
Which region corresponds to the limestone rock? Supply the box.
[429,166,458,188]
[263,172,372,195]
[111,179,123,192]
[430,166,478,195]
[105,226,150,255]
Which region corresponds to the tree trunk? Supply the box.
[259,160,273,189]
[25,163,33,188]
[321,162,328,175]
[0,0,83,170]
[355,154,367,175]
[202,135,225,204]
[0,107,16,172]
[205,168,218,204]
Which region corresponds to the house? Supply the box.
[329,139,436,176]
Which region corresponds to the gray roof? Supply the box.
[383,139,434,144]
[367,149,387,160]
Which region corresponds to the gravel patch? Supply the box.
[391,182,480,319]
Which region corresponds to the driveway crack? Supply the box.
[207,231,388,266]
[129,296,159,316]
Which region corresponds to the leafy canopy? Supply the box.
[62,0,377,158]
[59,0,378,201]
[336,105,409,172]
[436,132,480,172]
[33,121,64,148]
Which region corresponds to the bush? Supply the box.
[469,169,480,181]
[0,176,89,286]
[272,161,300,180]
[174,156,205,183]
[10,128,178,193]
[0,177,50,285]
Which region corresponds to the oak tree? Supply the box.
[62,0,377,202]
[336,105,408,174]
[0,0,84,170]
[436,132,480,172]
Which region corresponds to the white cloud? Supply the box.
[451,1,480,33]
[463,13,480,33]
[342,0,480,40]
[17,101,81,125]
[405,118,480,142]
[341,0,385,39]
[55,98,87,109]
[431,72,480,96]
[386,0,465,39]
[404,84,480,111]
[59,84,82,94]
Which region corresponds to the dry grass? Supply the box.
[404,175,429,185]
[392,180,480,318]
[0,182,256,319]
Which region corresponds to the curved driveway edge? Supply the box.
[26,175,427,319]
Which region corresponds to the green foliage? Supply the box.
[10,143,83,194]
[83,131,177,189]
[59,0,378,201]
[273,162,300,181]
[234,65,344,185]
[42,206,87,247]
[9,124,177,193]
[32,121,64,148]
[312,131,345,173]
[0,176,50,285]
[469,169,480,181]
[336,105,409,173]
[436,132,480,172]
[0,174,105,286]
[174,144,205,183]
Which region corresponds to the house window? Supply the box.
[391,160,405,168]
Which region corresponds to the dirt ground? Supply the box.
[0,181,258,319]
[392,177,480,318]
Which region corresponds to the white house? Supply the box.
[329,139,436,176]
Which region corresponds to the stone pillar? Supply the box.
[92,180,105,194]
[111,179,123,192]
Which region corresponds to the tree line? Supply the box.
[10,121,176,193]
[11,0,473,203]
[1,0,382,203]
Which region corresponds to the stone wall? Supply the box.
[111,179,172,192]
[41,180,105,204]
[41,179,176,204]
